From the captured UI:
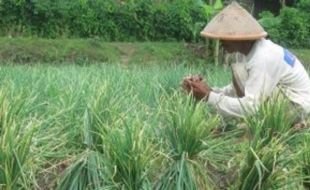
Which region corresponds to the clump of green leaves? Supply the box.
[235,99,303,190]
[57,151,112,190]
[106,120,155,190]
[299,134,310,189]
[155,94,234,189]
[57,81,157,190]
[0,90,38,190]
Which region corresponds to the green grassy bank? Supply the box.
[1,38,309,67]
[0,38,206,65]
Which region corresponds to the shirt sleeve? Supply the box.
[212,83,237,97]
[207,65,275,118]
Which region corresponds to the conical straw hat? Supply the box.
[200,1,267,40]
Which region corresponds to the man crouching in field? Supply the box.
[181,2,310,127]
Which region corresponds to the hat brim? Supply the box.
[200,32,268,41]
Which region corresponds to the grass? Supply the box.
[0,38,203,65]
[292,49,310,68]
[0,63,232,189]
[154,95,233,189]
[235,99,303,190]
[301,135,310,188]
[1,37,309,67]
[0,39,310,189]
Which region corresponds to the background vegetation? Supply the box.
[0,38,205,65]
[259,0,310,48]
[0,0,308,48]
[0,0,212,42]
[0,38,309,68]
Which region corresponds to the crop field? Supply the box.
[0,63,310,190]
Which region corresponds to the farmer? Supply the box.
[182,2,310,123]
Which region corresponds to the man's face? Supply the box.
[220,40,238,53]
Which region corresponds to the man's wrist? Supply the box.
[202,89,212,101]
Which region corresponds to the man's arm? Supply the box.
[207,66,275,117]
[207,92,257,117]
[212,83,237,97]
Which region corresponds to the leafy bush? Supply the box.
[259,0,310,48]
[0,0,212,42]
[258,11,281,43]
[279,7,310,47]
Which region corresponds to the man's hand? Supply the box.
[183,75,203,82]
[181,75,212,101]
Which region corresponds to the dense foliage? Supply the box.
[259,0,310,48]
[0,0,214,42]
[1,0,309,47]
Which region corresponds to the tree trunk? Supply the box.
[214,40,220,66]
[280,0,286,7]
[237,0,255,13]
[253,0,281,17]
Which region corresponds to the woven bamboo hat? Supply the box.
[200,1,267,40]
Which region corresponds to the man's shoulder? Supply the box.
[246,39,283,69]
[253,39,283,60]
[258,39,281,51]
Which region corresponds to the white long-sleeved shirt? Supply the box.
[207,39,310,118]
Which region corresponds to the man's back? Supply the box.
[246,39,310,112]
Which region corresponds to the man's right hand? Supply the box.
[181,75,203,93]
[181,75,212,101]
